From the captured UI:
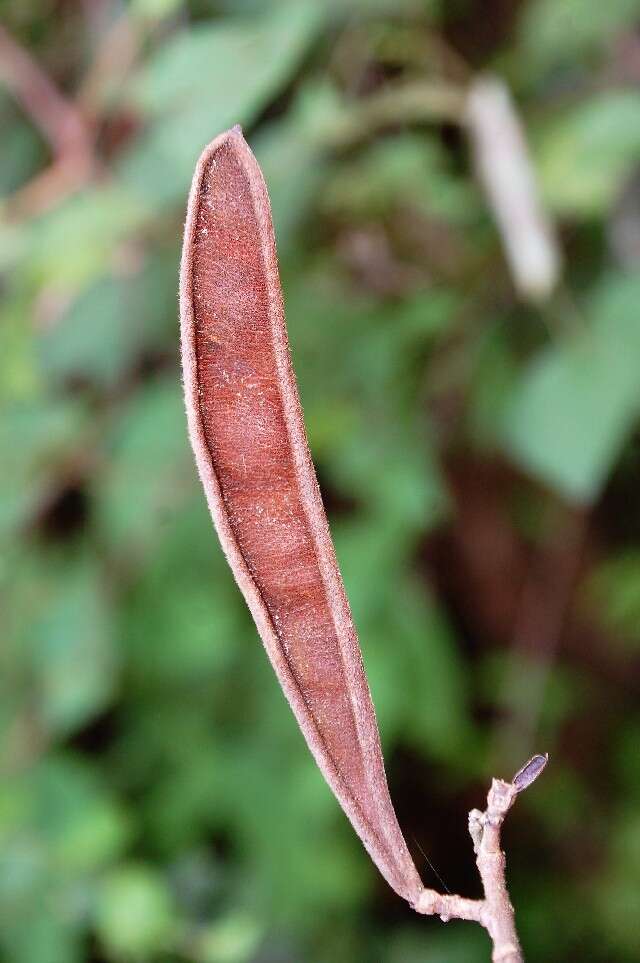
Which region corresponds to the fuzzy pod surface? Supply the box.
[179,126,423,904]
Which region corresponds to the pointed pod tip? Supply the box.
[190,126,256,195]
[198,125,247,169]
[219,124,253,161]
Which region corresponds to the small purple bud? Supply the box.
[512,753,548,793]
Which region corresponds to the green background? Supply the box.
[2,1,640,960]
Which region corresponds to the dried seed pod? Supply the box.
[179,126,423,904]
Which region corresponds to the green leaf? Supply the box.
[535,93,640,217]
[96,865,177,960]
[394,583,473,759]
[4,553,118,739]
[0,399,88,537]
[325,0,440,13]
[96,377,195,557]
[0,219,26,275]
[39,253,178,389]
[24,186,149,295]
[253,82,341,252]
[119,1,323,209]
[520,0,640,77]
[598,811,640,958]
[197,912,263,963]
[122,502,244,685]
[28,559,118,736]
[0,912,82,963]
[582,550,640,648]
[502,274,640,502]
[0,97,45,198]
[129,3,319,116]
[324,132,478,224]
[130,0,183,21]
[0,756,129,893]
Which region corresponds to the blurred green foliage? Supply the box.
[2,1,640,960]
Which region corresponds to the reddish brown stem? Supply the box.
[0,23,89,158]
[0,23,95,217]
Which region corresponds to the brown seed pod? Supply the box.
[179,125,423,904]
